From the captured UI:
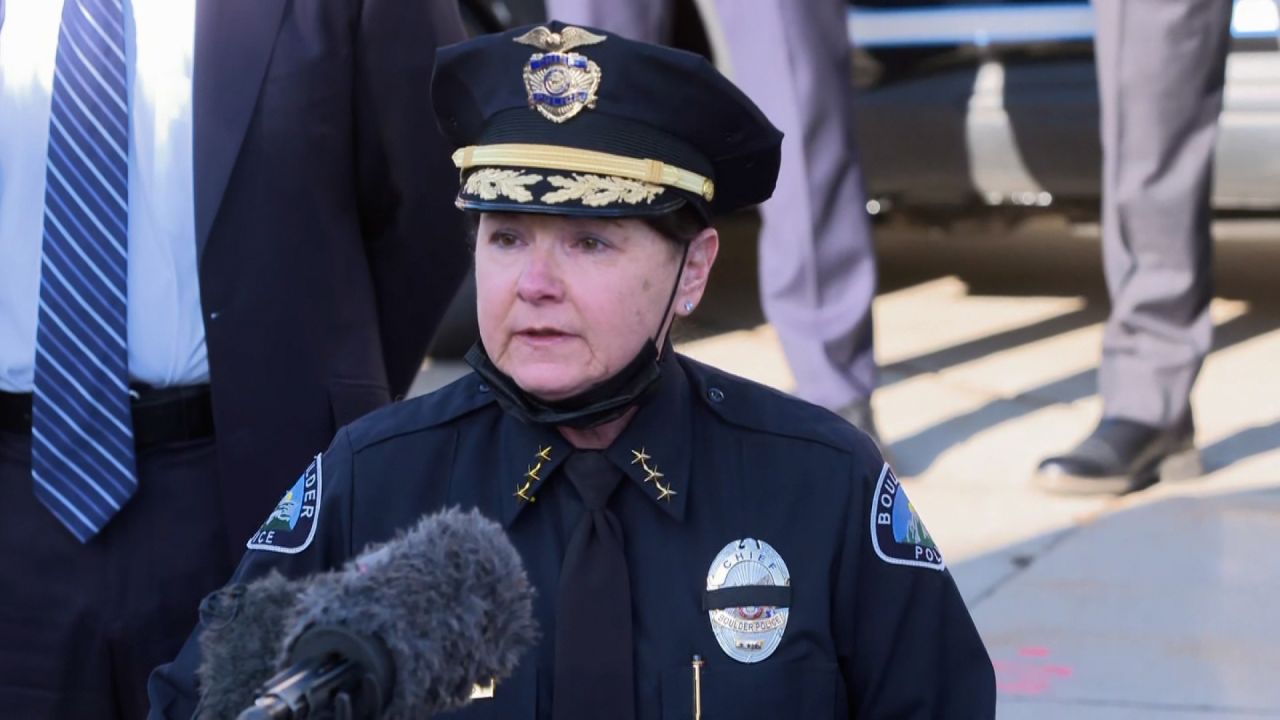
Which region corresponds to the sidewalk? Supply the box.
[416,219,1280,717]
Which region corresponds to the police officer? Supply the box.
[149,23,995,719]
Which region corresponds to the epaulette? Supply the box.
[677,354,876,457]
[344,371,497,453]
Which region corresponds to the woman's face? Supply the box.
[475,212,717,401]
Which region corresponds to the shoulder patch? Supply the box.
[247,454,323,555]
[869,463,945,571]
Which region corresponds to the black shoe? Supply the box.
[1034,418,1203,495]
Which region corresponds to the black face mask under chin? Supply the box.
[464,341,665,429]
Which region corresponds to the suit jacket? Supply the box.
[193,0,471,553]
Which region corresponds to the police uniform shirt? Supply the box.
[149,352,996,719]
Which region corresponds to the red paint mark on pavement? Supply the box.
[994,647,1074,696]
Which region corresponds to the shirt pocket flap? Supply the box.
[661,660,843,719]
[435,662,538,719]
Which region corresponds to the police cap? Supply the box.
[431,21,783,219]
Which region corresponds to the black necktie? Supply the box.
[553,451,636,720]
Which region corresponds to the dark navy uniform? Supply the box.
[150,352,994,718]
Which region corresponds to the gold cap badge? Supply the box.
[514,26,606,123]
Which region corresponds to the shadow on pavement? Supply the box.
[878,304,1106,387]
[1202,418,1280,473]
[888,310,1274,477]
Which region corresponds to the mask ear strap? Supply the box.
[651,240,692,358]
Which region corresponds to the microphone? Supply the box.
[194,571,311,720]
[238,507,538,719]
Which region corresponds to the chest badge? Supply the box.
[705,538,791,663]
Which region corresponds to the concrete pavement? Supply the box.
[415,217,1280,717]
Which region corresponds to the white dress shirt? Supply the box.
[0,0,206,393]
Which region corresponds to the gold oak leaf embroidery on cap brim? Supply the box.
[542,173,664,207]
[465,168,544,203]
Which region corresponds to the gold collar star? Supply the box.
[516,445,553,504]
[655,480,677,502]
[514,480,536,503]
[631,445,675,501]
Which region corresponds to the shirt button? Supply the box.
[478,383,490,393]
[207,311,220,321]
[708,387,725,403]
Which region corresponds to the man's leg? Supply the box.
[710,0,879,431]
[0,431,231,718]
[1097,0,1230,426]
[0,430,113,718]
[109,438,231,718]
[1037,0,1232,494]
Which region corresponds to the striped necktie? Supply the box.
[32,0,136,542]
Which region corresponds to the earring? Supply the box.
[683,301,695,313]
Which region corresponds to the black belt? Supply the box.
[0,384,214,449]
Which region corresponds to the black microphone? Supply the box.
[194,571,311,720]
[239,507,538,720]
